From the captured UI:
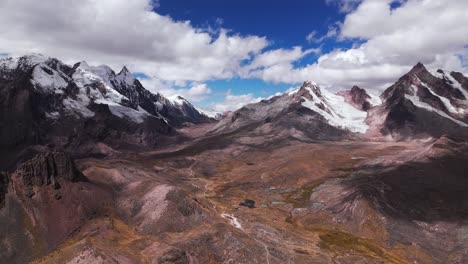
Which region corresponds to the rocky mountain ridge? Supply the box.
[0,54,214,152]
[213,63,468,140]
[369,63,468,139]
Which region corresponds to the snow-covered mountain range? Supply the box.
[2,54,467,152]
[213,63,468,140]
[0,54,216,149]
[3,54,214,124]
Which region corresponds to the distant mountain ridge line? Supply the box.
[2,54,468,151]
[213,62,468,140]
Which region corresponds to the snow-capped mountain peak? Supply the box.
[30,61,71,93]
[1,54,215,127]
[116,66,136,85]
[118,66,131,76]
[213,81,372,137]
[293,82,369,133]
[17,53,50,68]
[75,60,90,70]
[1,54,54,79]
[367,63,468,139]
[194,106,222,119]
[167,95,189,106]
[70,60,148,121]
[167,94,222,120]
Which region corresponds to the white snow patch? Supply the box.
[20,54,49,66]
[0,57,19,70]
[221,213,242,229]
[431,69,444,80]
[195,106,220,118]
[445,73,468,101]
[301,86,369,133]
[88,64,116,87]
[287,87,301,96]
[30,65,68,92]
[105,104,150,124]
[115,67,135,85]
[406,85,468,127]
[367,92,382,106]
[69,63,145,120]
[1,54,49,72]
[155,101,164,111]
[432,70,468,101]
[62,98,95,118]
[420,82,462,114]
[167,95,187,106]
[45,111,60,120]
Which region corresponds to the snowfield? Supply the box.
[0,54,214,124]
[295,84,370,133]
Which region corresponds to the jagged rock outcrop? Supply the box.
[450,71,468,92]
[157,248,190,264]
[0,150,112,263]
[0,172,9,208]
[337,85,379,111]
[14,151,86,197]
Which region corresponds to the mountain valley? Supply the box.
[1,54,468,263]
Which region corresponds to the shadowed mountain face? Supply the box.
[303,137,468,262]
[369,63,468,139]
[2,58,468,264]
[0,151,111,263]
[315,135,468,224]
[349,138,468,222]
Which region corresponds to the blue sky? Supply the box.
[1,0,467,111]
[151,0,355,107]
[156,0,341,49]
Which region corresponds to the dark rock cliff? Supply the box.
[13,151,87,197]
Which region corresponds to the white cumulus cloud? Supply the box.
[250,0,468,91]
[0,0,268,83]
[209,90,264,112]
[1,0,467,110]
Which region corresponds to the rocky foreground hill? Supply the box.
[1,55,468,263]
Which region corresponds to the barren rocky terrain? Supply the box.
[2,128,468,263]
